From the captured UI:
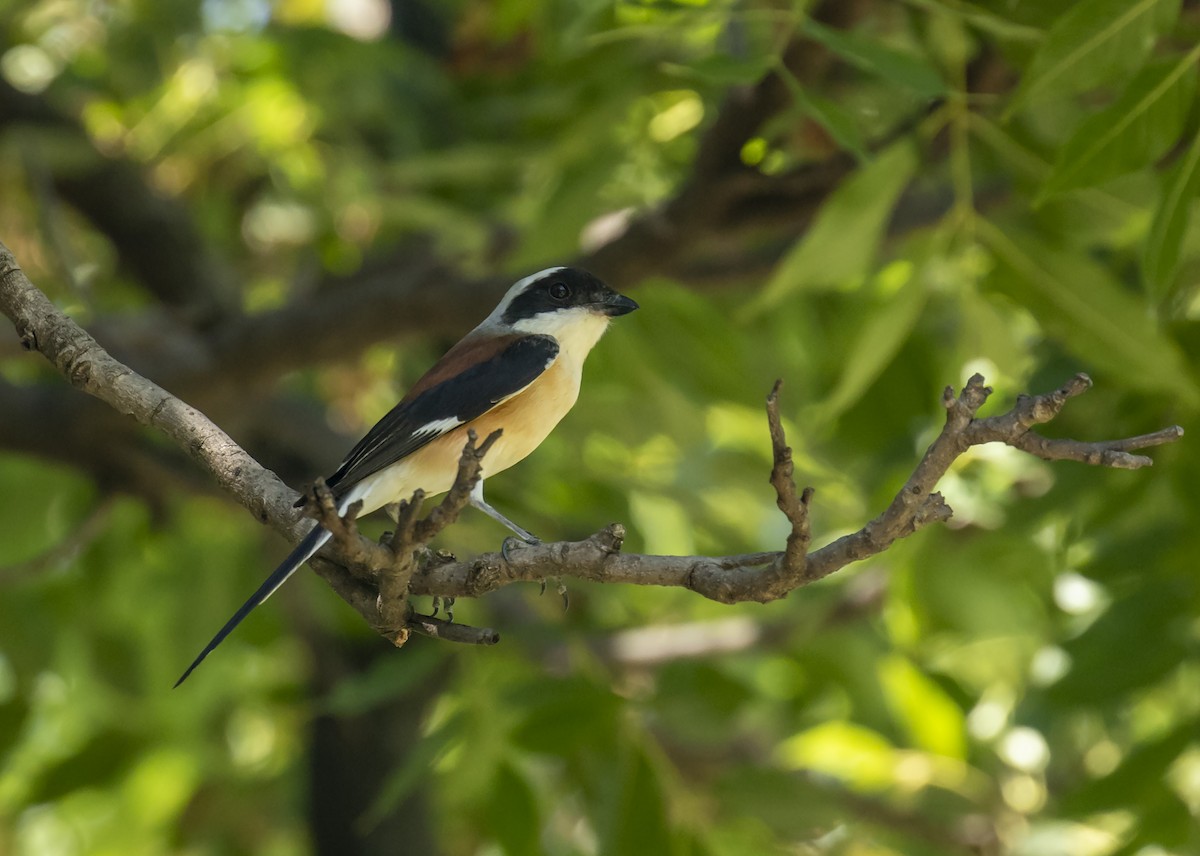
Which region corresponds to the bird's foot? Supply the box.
[537,576,569,610]
[501,534,541,564]
[429,596,456,622]
[416,546,456,570]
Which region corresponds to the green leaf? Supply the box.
[802,20,946,98]
[317,644,445,716]
[777,720,898,791]
[1039,50,1199,200]
[775,61,868,160]
[1008,0,1180,114]
[977,220,1199,406]
[749,140,919,311]
[793,87,869,162]
[510,677,621,755]
[1109,793,1198,855]
[810,263,928,426]
[1061,719,1198,815]
[663,54,777,86]
[488,763,541,856]
[1048,584,1193,704]
[878,655,967,759]
[360,714,461,831]
[602,743,674,856]
[1143,128,1200,300]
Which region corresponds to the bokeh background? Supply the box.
[1,1,1199,854]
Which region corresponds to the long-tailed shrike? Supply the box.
[176,267,637,686]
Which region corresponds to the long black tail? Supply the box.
[174,524,333,687]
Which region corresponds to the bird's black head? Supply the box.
[500,267,638,326]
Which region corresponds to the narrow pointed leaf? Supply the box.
[1008,0,1179,114]
[812,271,927,426]
[1039,51,1199,200]
[978,220,1199,405]
[749,140,918,311]
[1143,129,1200,300]
[803,20,946,98]
[794,88,869,161]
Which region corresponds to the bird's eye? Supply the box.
[549,282,571,300]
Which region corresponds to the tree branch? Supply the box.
[406,375,1181,605]
[1,240,1182,656]
[0,240,302,539]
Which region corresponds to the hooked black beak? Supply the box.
[602,292,639,316]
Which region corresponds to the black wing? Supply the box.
[323,334,559,498]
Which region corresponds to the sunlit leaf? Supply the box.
[629,490,695,555]
[777,721,897,791]
[1039,50,1199,200]
[750,140,919,310]
[878,656,966,759]
[1008,0,1180,113]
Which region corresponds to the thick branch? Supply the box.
[0,240,296,532]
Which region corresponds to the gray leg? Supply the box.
[469,481,540,544]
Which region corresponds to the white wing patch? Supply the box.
[413,416,464,437]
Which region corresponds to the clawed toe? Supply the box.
[501,535,540,564]
[429,595,457,622]
[536,576,569,609]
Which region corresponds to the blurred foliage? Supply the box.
[2,0,1200,855]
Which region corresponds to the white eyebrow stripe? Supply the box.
[487,266,568,324]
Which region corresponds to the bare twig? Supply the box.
[0,239,1183,653]
[763,379,814,589]
[369,428,504,642]
[412,429,501,544]
[406,374,1182,607]
[966,373,1185,468]
[405,614,500,645]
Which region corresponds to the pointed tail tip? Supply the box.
[173,650,208,688]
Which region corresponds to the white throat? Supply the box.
[512,307,611,363]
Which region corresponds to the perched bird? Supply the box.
[176,267,638,686]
